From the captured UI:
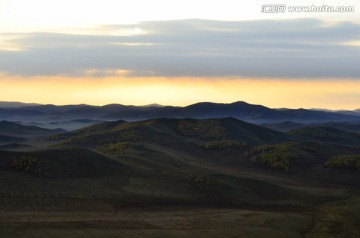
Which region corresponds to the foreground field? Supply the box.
[0,208,313,238]
[2,197,360,238]
[0,168,358,238]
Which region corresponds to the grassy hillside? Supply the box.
[0,148,123,178]
[309,196,360,238]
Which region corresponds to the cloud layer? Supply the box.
[1,19,360,78]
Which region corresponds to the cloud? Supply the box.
[0,19,359,78]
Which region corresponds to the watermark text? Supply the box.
[261,4,355,13]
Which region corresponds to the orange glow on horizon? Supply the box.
[1,73,360,110]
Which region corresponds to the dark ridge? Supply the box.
[1,101,359,123]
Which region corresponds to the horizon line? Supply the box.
[0,100,358,111]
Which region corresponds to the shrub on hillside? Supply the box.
[96,142,131,156]
[325,155,360,169]
[250,142,315,172]
[178,120,226,140]
[11,156,51,176]
[187,173,216,189]
[200,140,247,151]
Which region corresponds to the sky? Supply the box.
[0,0,360,109]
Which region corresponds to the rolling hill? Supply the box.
[262,121,306,132]
[0,121,65,138]
[0,135,24,143]
[288,126,360,146]
[278,108,360,122]
[314,122,360,134]
[60,117,291,147]
[56,118,360,176]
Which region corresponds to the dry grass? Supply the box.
[0,208,312,238]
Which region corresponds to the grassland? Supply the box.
[0,118,360,237]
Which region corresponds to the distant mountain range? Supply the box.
[0,101,359,124]
[0,101,42,108]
